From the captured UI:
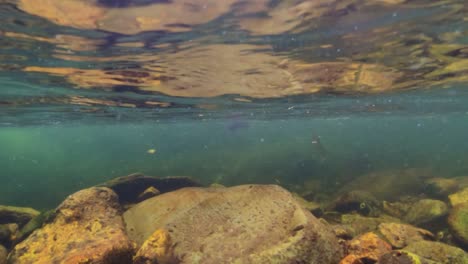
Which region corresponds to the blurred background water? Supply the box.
[0,0,467,209]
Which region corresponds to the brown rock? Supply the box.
[133,229,177,264]
[342,232,392,263]
[378,223,434,248]
[0,245,6,264]
[8,187,134,264]
[124,184,343,264]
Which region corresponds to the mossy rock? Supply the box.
[403,241,468,264]
[14,210,56,244]
[403,199,448,226]
[424,178,458,198]
[98,173,202,204]
[449,187,468,207]
[448,203,468,250]
[0,206,39,227]
[330,190,381,217]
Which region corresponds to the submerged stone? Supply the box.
[14,209,56,244]
[448,203,468,249]
[340,214,401,236]
[0,223,18,249]
[403,199,448,226]
[124,184,344,264]
[382,200,412,219]
[377,251,426,264]
[403,241,468,264]
[449,187,468,207]
[136,186,160,203]
[8,187,134,264]
[338,168,433,201]
[424,178,458,198]
[98,173,201,204]
[0,245,6,264]
[330,190,381,217]
[378,223,434,248]
[340,232,392,263]
[0,206,39,227]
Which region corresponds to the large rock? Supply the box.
[124,184,343,264]
[403,241,468,264]
[378,223,434,248]
[448,203,468,249]
[8,187,134,264]
[99,173,201,204]
[0,206,39,227]
[403,199,448,226]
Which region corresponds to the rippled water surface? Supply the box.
[0,0,467,208]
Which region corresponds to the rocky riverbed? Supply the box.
[0,172,467,264]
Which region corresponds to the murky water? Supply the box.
[0,0,467,211]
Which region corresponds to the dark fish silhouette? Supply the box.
[226,119,249,131]
[311,135,327,161]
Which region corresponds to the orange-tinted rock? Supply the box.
[133,229,177,264]
[8,187,134,264]
[344,232,392,262]
[339,254,364,264]
[124,184,344,263]
[378,223,434,248]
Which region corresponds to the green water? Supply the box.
[1,112,467,209]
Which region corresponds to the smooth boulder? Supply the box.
[124,184,344,264]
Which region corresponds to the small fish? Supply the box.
[147,149,156,154]
[311,135,327,161]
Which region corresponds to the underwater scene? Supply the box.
[0,0,468,263]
